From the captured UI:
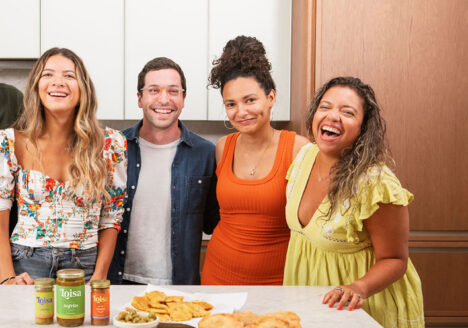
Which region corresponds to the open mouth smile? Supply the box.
[320,125,341,141]
[48,92,68,98]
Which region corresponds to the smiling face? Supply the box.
[138,68,185,132]
[222,76,275,134]
[38,55,80,115]
[312,86,364,158]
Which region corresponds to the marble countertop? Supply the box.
[0,285,381,327]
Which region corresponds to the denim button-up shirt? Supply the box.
[108,120,220,285]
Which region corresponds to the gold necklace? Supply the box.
[248,130,275,176]
[316,153,330,182]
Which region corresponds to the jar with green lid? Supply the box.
[56,269,85,327]
[35,278,54,325]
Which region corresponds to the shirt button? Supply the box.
[120,250,125,255]
[198,179,202,184]
[126,207,131,212]
[118,272,122,276]
[131,185,135,190]
[123,229,127,234]
[136,163,140,168]
[172,184,176,189]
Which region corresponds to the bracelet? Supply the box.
[0,276,15,285]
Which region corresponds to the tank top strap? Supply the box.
[216,132,239,176]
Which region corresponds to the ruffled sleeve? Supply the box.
[349,165,414,237]
[99,128,127,231]
[0,129,17,211]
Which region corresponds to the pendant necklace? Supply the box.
[248,130,275,176]
[316,153,329,182]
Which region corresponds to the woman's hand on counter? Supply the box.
[322,283,366,311]
[4,272,34,285]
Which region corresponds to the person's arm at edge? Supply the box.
[90,227,119,282]
[324,204,409,310]
[0,210,34,284]
[202,137,226,235]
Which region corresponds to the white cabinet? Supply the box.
[208,0,292,121]
[125,0,208,120]
[0,0,40,58]
[41,0,124,120]
[3,1,291,121]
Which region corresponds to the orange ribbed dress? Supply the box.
[201,130,296,285]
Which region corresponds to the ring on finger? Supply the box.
[334,287,344,295]
[357,294,361,299]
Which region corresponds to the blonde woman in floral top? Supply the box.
[0,48,127,285]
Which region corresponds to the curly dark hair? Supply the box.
[209,35,275,95]
[305,76,394,218]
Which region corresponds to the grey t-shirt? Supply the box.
[123,137,179,284]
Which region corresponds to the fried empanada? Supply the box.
[262,311,301,328]
[198,313,244,328]
[233,311,259,326]
[251,316,291,328]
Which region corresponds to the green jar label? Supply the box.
[56,285,85,319]
[35,290,54,318]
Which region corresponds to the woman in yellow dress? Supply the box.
[283,77,424,327]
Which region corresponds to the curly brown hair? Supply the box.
[209,35,275,95]
[305,77,394,218]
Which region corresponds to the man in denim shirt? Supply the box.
[108,57,219,285]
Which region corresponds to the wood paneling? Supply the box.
[314,0,468,324]
[288,0,316,136]
[315,0,468,230]
[410,247,468,320]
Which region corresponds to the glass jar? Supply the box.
[90,279,110,325]
[56,269,85,327]
[35,278,54,325]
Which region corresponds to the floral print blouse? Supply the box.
[0,128,127,249]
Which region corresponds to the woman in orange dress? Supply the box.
[201,36,309,285]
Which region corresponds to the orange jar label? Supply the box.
[91,290,109,319]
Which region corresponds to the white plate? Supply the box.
[112,313,160,328]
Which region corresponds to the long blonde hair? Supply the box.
[15,47,108,200]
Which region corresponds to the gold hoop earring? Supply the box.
[223,114,235,130]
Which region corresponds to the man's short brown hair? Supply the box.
[137,57,186,95]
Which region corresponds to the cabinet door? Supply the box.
[208,0,292,121]
[41,0,124,120]
[125,0,208,120]
[0,0,40,58]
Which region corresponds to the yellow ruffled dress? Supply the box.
[283,144,424,328]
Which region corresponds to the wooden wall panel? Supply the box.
[315,0,468,231]
[314,0,468,324]
[288,0,316,136]
[410,247,468,322]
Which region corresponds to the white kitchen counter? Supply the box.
[0,285,381,327]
